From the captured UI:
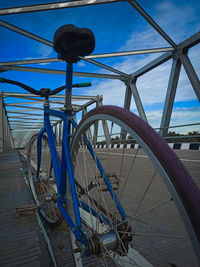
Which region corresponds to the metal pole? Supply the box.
[159,58,181,137]
[0,0,123,15]
[133,52,173,78]
[82,107,93,143]
[0,91,4,152]
[123,82,132,111]
[97,99,111,146]
[81,58,129,79]
[179,52,200,101]
[129,79,148,122]
[121,82,132,141]
[0,65,123,80]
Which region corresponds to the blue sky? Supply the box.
[0,0,200,135]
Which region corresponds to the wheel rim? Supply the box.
[70,107,199,266]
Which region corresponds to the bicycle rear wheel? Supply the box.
[27,133,63,226]
[70,105,200,266]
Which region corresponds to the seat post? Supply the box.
[65,62,73,111]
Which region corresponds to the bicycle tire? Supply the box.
[70,105,200,266]
[27,133,63,227]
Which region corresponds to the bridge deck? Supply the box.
[0,151,51,267]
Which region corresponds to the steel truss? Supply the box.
[0,0,199,146]
[0,91,101,148]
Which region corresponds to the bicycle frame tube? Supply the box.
[36,126,46,179]
[44,110,61,189]
[62,113,82,228]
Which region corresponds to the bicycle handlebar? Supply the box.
[0,77,41,95]
[0,77,91,97]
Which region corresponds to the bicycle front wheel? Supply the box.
[70,105,200,266]
[27,133,63,226]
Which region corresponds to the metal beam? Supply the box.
[83,47,174,58]
[129,80,147,122]
[10,125,42,129]
[127,0,177,48]
[123,82,132,110]
[10,121,44,127]
[11,129,39,132]
[0,92,3,151]
[120,82,132,140]
[8,115,47,119]
[0,0,123,15]
[133,52,173,78]
[82,57,129,78]
[0,19,53,46]
[8,117,57,121]
[6,104,44,111]
[0,59,129,79]
[11,127,41,129]
[179,53,200,101]
[159,58,181,137]
[0,65,124,80]
[6,105,81,112]
[7,109,43,113]
[9,120,43,124]
[0,58,58,66]
[3,92,98,100]
[6,100,65,106]
[7,111,43,116]
[178,31,200,50]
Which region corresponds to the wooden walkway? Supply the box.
[0,151,52,267]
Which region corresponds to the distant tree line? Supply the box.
[164,131,200,143]
[96,131,200,145]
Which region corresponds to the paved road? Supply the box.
[95,148,200,186]
[89,148,200,266]
[174,149,200,187]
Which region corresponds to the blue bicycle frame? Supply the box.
[36,62,127,251]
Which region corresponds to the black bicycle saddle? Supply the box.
[53,24,95,63]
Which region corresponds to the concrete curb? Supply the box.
[82,143,200,150]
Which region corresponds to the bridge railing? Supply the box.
[0,91,14,152]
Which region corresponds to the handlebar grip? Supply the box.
[73,82,92,88]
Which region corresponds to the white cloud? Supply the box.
[38,45,53,58]
[121,27,168,51]
[77,61,86,67]
[142,107,200,133]
[86,79,125,106]
[154,1,200,42]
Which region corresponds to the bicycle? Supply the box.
[1,24,200,266]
